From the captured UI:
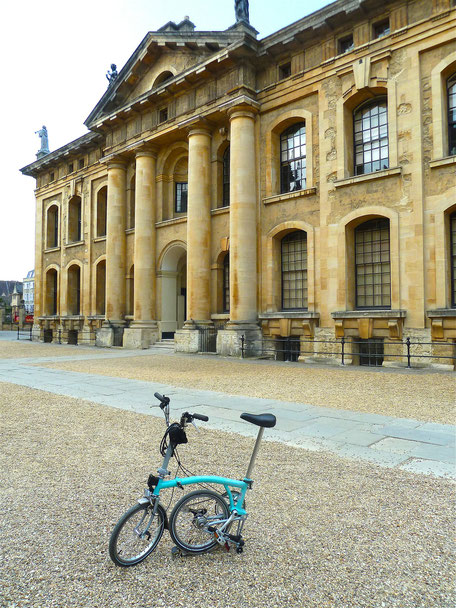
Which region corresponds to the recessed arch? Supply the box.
[153,70,174,88]
[158,241,187,337]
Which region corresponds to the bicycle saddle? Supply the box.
[240,413,276,428]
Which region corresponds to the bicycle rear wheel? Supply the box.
[109,502,166,566]
[169,489,230,554]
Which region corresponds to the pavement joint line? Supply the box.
[0,346,454,479]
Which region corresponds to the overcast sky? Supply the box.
[1,0,329,282]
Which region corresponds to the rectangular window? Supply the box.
[159,107,168,123]
[78,158,85,170]
[338,34,354,54]
[279,62,291,80]
[50,172,55,182]
[373,19,390,39]
[68,163,74,174]
[355,219,391,309]
[175,182,188,213]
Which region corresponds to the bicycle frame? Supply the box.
[152,475,250,516]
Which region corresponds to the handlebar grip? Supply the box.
[154,392,170,408]
[192,413,209,422]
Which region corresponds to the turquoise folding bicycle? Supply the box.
[109,391,276,566]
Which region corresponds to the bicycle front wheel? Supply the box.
[109,502,166,566]
[169,490,230,554]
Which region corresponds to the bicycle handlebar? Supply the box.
[154,392,170,409]
[192,413,209,422]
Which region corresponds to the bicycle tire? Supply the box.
[169,489,230,554]
[109,502,166,566]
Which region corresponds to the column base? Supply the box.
[217,321,263,357]
[174,319,214,353]
[96,320,127,348]
[123,321,159,349]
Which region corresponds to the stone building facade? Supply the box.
[21,0,456,367]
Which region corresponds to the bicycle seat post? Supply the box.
[245,426,265,480]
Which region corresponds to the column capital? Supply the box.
[178,115,213,137]
[106,157,128,171]
[135,144,158,160]
[220,94,260,119]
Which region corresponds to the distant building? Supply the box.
[23,270,35,314]
[20,0,456,367]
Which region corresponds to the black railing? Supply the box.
[240,335,455,368]
[17,324,32,341]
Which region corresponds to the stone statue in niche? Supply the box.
[106,64,118,85]
[235,0,249,23]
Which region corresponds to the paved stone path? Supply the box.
[0,332,454,478]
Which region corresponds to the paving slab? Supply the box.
[0,350,454,478]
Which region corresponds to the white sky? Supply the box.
[1,0,329,282]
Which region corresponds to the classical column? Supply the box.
[217,106,262,356]
[175,125,212,353]
[96,159,127,347]
[123,149,159,349]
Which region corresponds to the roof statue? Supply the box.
[106,64,118,86]
[235,0,249,23]
[35,125,49,159]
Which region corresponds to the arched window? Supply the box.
[280,123,306,193]
[448,74,456,156]
[46,205,59,248]
[222,146,230,207]
[68,196,82,242]
[96,187,107,237]
[355,218,391,309]
[281,231,307,310]
[451,212,456,307]
[223,254,230,312]
[354,100,388,175]
[153,71,173,88]
[67,265,81,315]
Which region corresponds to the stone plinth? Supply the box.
[96,321,126,347]
[123,321,159,349]
[217,322,262,357]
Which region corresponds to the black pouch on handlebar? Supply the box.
[168,423,188,448]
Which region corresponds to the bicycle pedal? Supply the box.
[171,546,193,559]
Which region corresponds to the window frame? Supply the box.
[281,231,308,311]
[338,34,354,55]
[373,18,390,39]
[280,123,307,194]
[447,74,456,157]
[222,146,230,207]
[222,253,230,313]
[354,218,391,310]
[175,182,188,214]
[450,212,456,308]
[353,98,389,176]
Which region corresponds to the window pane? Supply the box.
[280,123,306,193]
[281,232,308,309]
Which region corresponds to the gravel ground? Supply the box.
[38,350,456,424]
[1,383,454,608]
[0,341,96,359]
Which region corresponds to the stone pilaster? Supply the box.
[217,105,262,356]
[97,159,127,347]
[123,149,159,349]
[175,124,213,352]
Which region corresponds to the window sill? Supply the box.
[263,187,317,205]
[65,240,84,248]
[211,206,230,216]
[332,309,406,319]
[126,228,135,234]
[44,246,60,253]
[93,236,106,243]
[156,216,187,228]
[259,311,320,319]
[428,156,456,169]
[334,167,401,188]
[211,314,230,320]
[427,309,456,318]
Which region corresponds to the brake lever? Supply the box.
[191,419,199,432]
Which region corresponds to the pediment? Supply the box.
[84,20,252,128]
